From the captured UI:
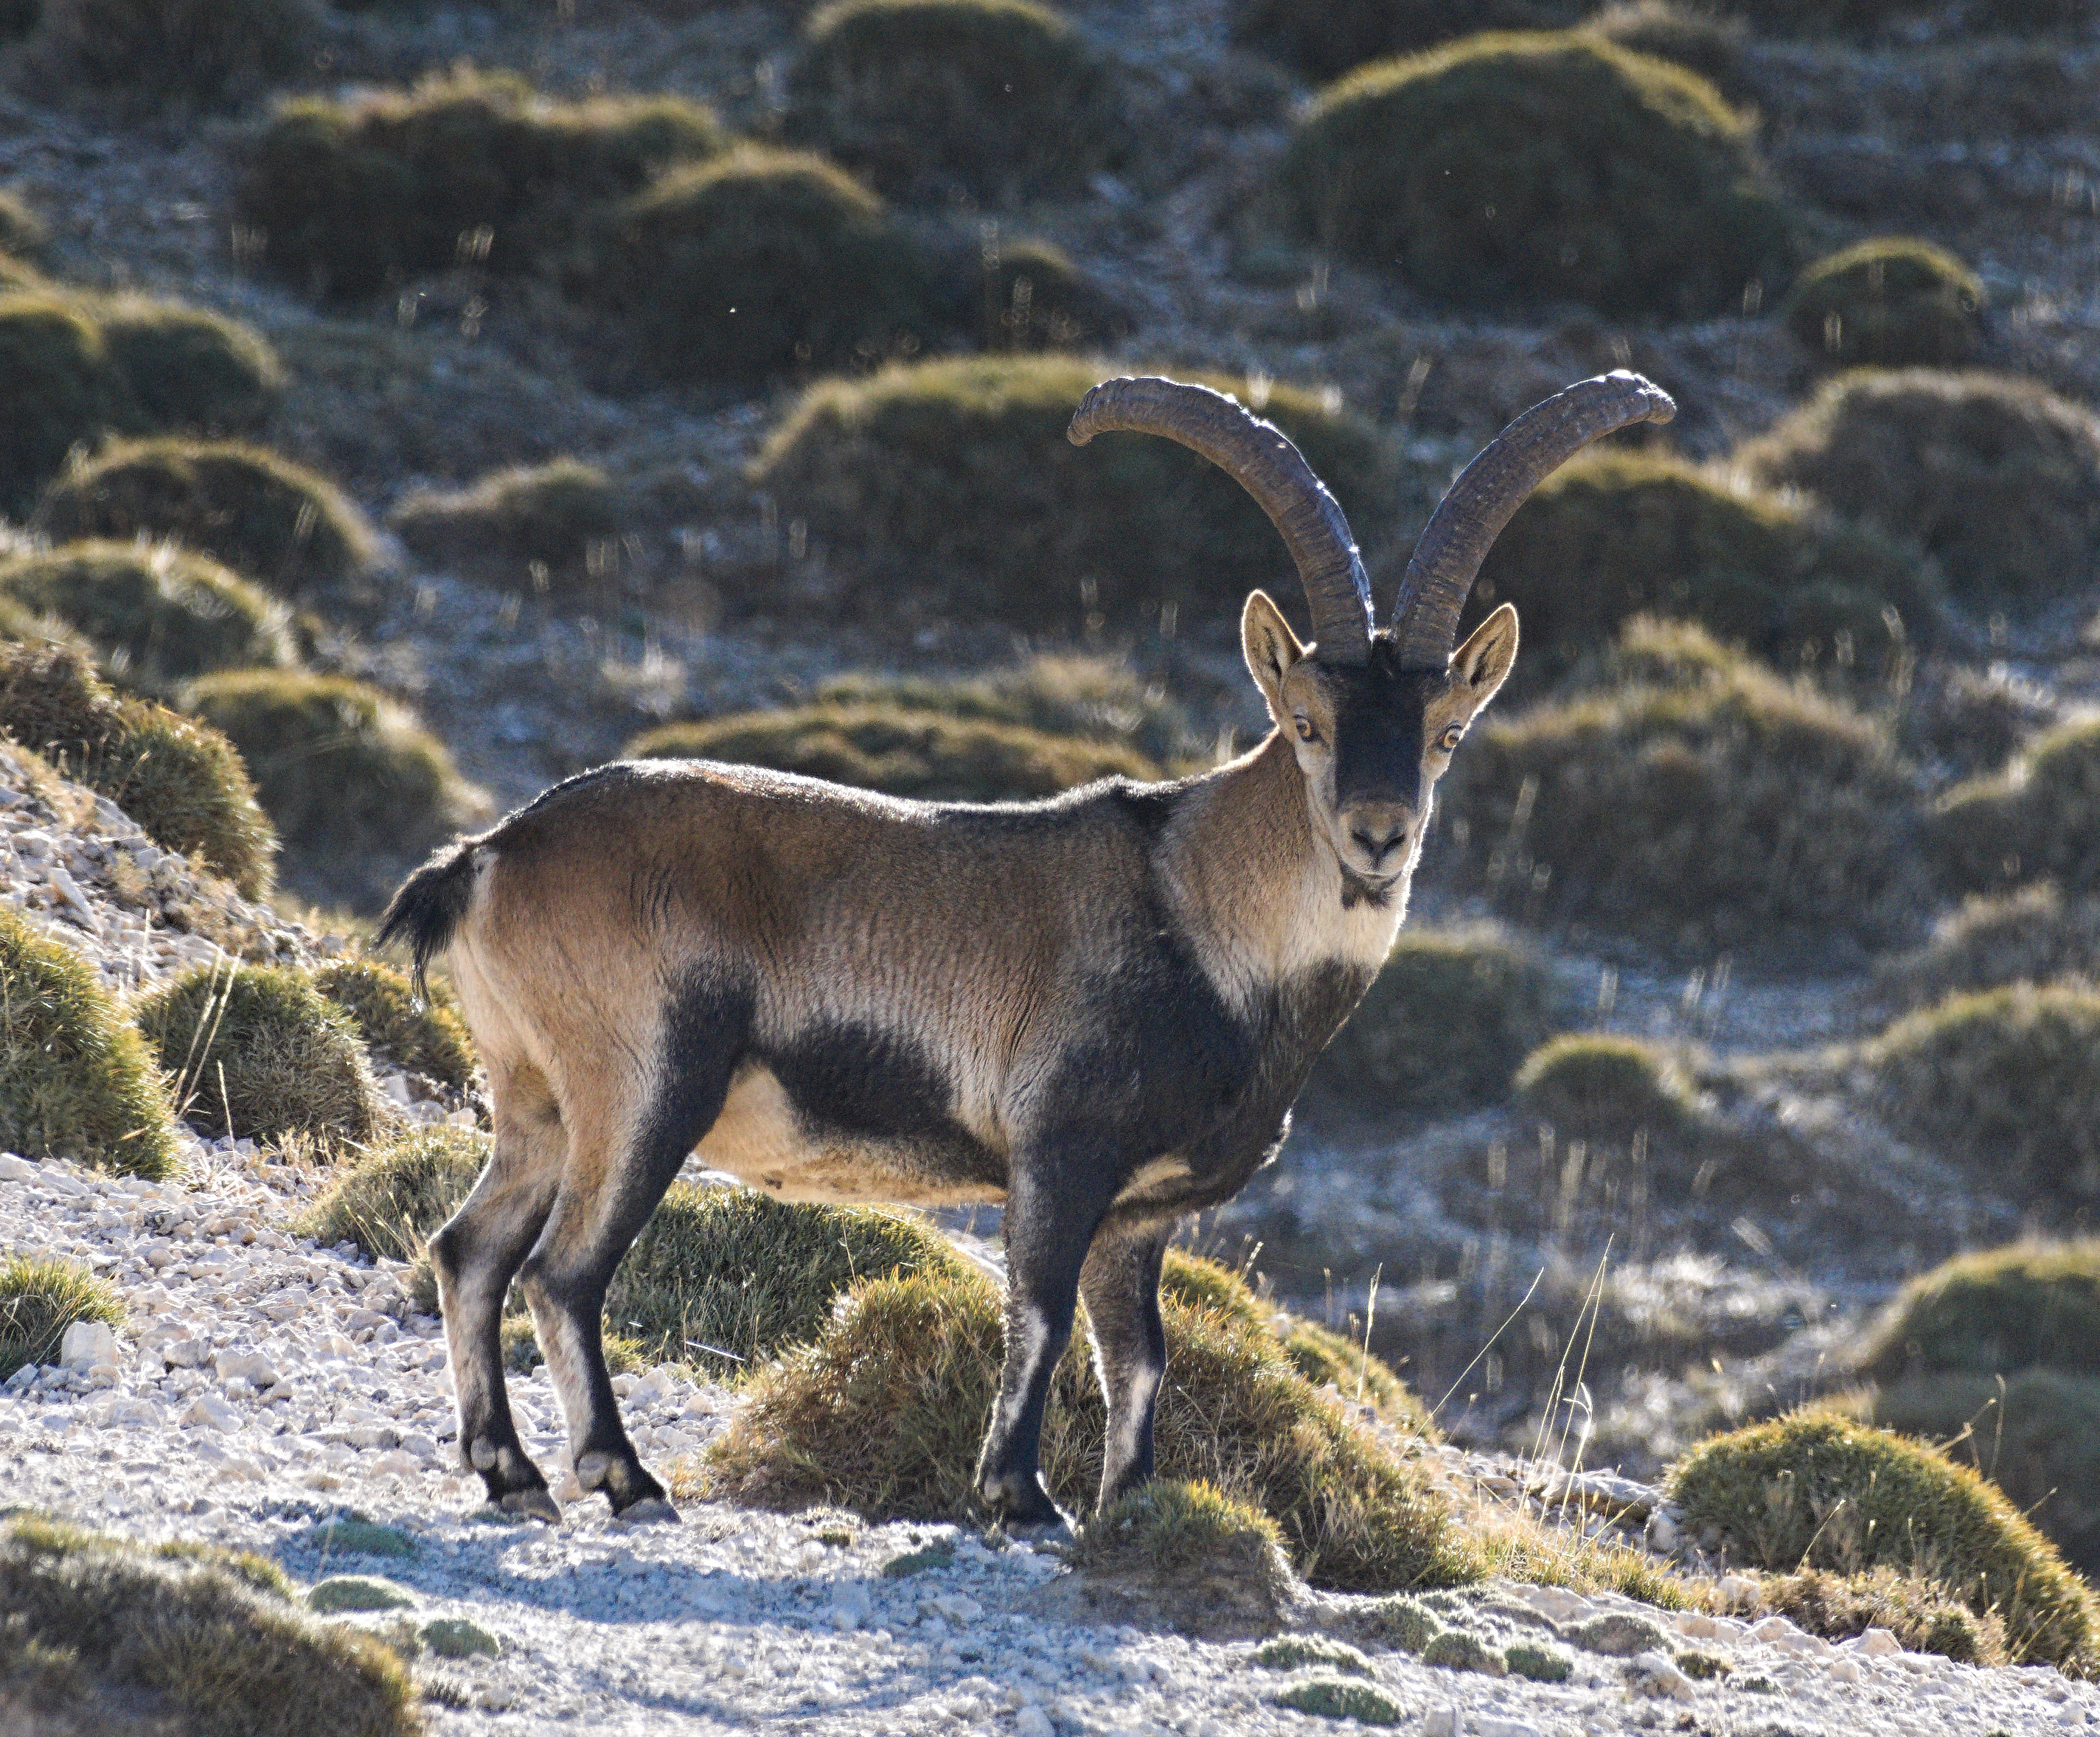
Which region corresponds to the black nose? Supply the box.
[1349,821,1410,866]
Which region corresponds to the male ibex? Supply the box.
[380,371,1674,1526]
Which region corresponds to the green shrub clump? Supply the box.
[1467,449,1941,688]
[94,294,284,434]
[1874,885,2100,1011]
[1739,370,2100,613]
[1231,0,1582,83]
[1669,1410,2099,1671]
[1074,1480,1296,1620]
[1310,925,1559,1117]
[0,1512,419,1737]
[1859,1241,2100,1383]
[627,703,1159,803]
[1867,986,2100,1211]
[788,0,1124,207]
[32,0,320,108]
[1931,717,2100,897]
[964,236,1133,353]
[1437,648,1927,956]
[1781,239,1985,369]
[580,149,947,385]
[0,908,178,1177]
[300,1123,487,1263]
[1273,32,1793,319]
[706,1263,1474,1592]
[0,642,276,896]
[0,294,129,518]
[392,459,626,589]
[1514,1033,1698,1141]
[0,1255,125,1379]
[182,670,476,895]
[237,67,723,299]
[313,957,476,1089]
[0,540,296,697]
[135,961,384,1144]
[38,439,377,596]
[754,355,1390,634]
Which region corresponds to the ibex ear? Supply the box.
[1450,602,1519,720]
[1242,590,1304,722]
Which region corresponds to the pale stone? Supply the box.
[184,1394,240,1432]
[59,1320,117,1370]
[1628,1651,1698,1702]
[1849,1628,1903,1658]
[215,1351,279,1387]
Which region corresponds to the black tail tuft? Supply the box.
[376,840,479,998]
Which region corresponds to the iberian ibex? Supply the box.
[380,370,1675,1525]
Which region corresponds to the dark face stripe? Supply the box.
[1327,654,1447,810]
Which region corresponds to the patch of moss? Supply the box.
[1273,32,1793,319]
[1074,1480,1295,1611]
[0,909,177,1178]
[0,540,296,698]
[313,958,476,1090]
[787,0,1126,206]
[1669,1410,2100,1670]
[95,295,284,435]
[236,66,723,299]
[303,1519,416,1560]
[135,961,383,1144]
[705,1264,1478,1592]
[1438,650,1926,956]
[1256,1634,1371,1674]
[625,703,1160,803]
[392,459,626,590]
[1311,924,1560,1117]
[38,439,378,597]
[752,354,1391,636]
[1420,1627,1506,1674]
[0,1256,125,1381]
[182,670,476,897]
[1506,1640,1573,1680]
[0,1511,418,1736]
[1360,1593,1439,1651]
[579,148,948,384]
[1781,239,1984,369]
[1858,1240,2100,1383]
[0,641,275,896]
[1867,984,2100,1211]
[1874,885,2100,1010]
[1466,448,1942,689]
[1739,370,2100,614]
[1931,717,2100,897]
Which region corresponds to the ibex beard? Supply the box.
[380,370,1675,1528]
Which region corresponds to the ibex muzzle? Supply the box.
[380,370,1674,1529]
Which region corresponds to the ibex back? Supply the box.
[380,371,1675,1526]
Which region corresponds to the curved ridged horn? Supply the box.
[1391,370,1676,668]
[1068,375,1373,662]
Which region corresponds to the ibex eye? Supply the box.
[1295,717,1318,742]
[1439,726,1464,751]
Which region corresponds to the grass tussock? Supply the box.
[237,66,723,299]
[1274,32,1793,319]
[786,0,1127,206]
[1866,984,2100,1211]
[1228,0,1577,84]
[0,541,296,698]
[1739,369,2100,614]
[1312,925,1560,1118]
[1584,2,1749,100]
[38,439,377,597]
[1669,1410,2100,1671]
[1467,448,1941,689]
[391,460,627,591]
[0,641,276,897]
[1874,885,2100,1010]
[704,1263,1470,1592]
[1070,1478,1294,1607]
[1857,1240,2100,1383]
[1438,638,1927,956]
[93,295,284,435]
[1513,1033,1699,1143]
[182,670,477,889]
[753,354,1391,635]
[966,236,1133,354]
[312,958,476,1090]
[0,294,129,519]
[0,1256,125,1381]
[0,909,177,1178]
[580,147,947,384]
[1781,238,1985,369]
[1930,717,2100,897]
[626,703,1160,802]
[0,1511,421,1737]
[134,961,384,1145]
[299,1124,487,1263]
[1748,1564,2010,1664]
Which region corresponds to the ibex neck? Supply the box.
[1158,731,1405,1006]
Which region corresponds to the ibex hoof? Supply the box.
[500,1488,563,1524]
[613,1497,680,1526]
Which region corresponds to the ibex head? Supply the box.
[1070,371,1676,900]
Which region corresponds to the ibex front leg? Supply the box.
[975,1167,1113,1527]
[1079,1224,1169,1511]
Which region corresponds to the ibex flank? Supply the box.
[378,369,1676,1528]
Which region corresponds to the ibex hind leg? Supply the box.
[1079,1225,1169,1513]
[430,1079,566,1520]
[520,1026,741,1520]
